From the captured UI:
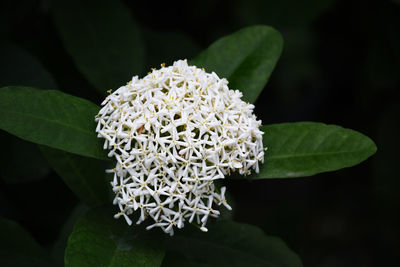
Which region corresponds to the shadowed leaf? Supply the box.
[163,220,302,267]
[40,146,111,206]
[52,0,145,94]
[0,217,56,267]
[190,25,283,103]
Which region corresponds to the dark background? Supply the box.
[1,0,399,266]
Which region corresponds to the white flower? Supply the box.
[95,59,264,235]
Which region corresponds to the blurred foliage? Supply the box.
[0,132,50,184]
[0,42,54,185]
[51,204,88,266]
[163,220,302,267]
[52,0,145,94]
[39,147,112,206]
[142,28,201,71]
[0,42,57,90]
[0,218,56,267]
[0,0,398,266]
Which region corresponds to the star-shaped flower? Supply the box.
[95,60,264,235]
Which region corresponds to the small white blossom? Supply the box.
[95,60,264,235]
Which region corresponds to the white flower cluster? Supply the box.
[95,60,264,235]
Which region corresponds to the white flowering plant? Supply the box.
[0,1,377,266]
[95,59,266,235]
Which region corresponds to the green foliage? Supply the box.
[52,0,145,94]
[190,25,283,103]
[0,86,107,160]
[0,217,56,267]
[39,147,111,206]
[0,9,378,265]
[65,208,165,267]
[65,208,302,267]
[163,220,303,267]
[245,122,377,179]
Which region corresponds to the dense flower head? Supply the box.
[95,59,264,235]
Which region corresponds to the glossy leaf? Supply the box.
[65,208,165,267]
[0,217,55,267]
[40,146,111,206]
[163,220,302,267]
[52,0,145,94]
[190,25,283,103]
[247,122,377,179]
[0,86,107,160]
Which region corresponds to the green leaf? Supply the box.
[163,220,302,267]
[65,208,165,267]
[39,146,111,206]
[0,86,107,160]
[247,122,377,179]
[0,217,56,267]
[190,25,283,103]
[52,0,145,94]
